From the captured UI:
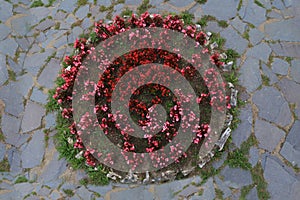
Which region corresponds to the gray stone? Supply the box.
[246,43,271,63]
[0,24,11,41]
[221,166,253,188]
[214,177,231,198]
[96,0,111,6]
[8,58,22,75]
[11,15,38,36]
[0,38,18,57]
[249,28,264,45]
[38,151,67,183]
[75,5,89,20]
[0,182,13,190]
[280,120,300,166]
[7,147,22,174]
[212,152,227,169]
[272,0,286,10]
[270,42,300,58]
[21,101,45,133]
[282,6,300,18]
[242,0,266,26]
[50,191,61,200]
[271,58,289,75]
[0,54,8,86]
[15,37,31,51]
[267,9,283,20]
[257,0,272,8]
[261,63,278,84]
[295,108,300,119]
[249,147,259,167]
[28,43,42,54]
[14,183,34,198]
[291,59,300,83]
[82,18,92,29]
[0,1,13,22]
[253,86,292,127]
[68,26,83,44]
[21,130,45,168]
[198,178,215,200]
[277,78,300,106]
[178,185,199,198]
[205,21,224,33]
[125,0,143,6]
[255,119,285,152]
[111,186,153,200]
[231,104,253,147]
[53,10,68,21]
[24,49,54,76]
[202,0,238,21]
[30,87,48,104]
[239,58,262,93]
[87,184,113,196]
[59,0,77,12]
[168,0,194,7]
[0,142,5,161]
[263,156,300,200]
[220,26,248,54]
[77,186,93,199]
[30,7,51,19]
[230,17,246,34]
[35,18,56,31]
[265,17,300,42]
[38,59,61,89]
[15,73,34,97]
[0,84,24,116]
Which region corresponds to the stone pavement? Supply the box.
[0,0,300,199]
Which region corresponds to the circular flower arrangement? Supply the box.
[48,12,239,184]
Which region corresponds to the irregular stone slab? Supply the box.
[220,26,248,54]
[278,78,300,107]
[0,54,8,86]
[249,147,259,167]
[214,177,232,198]
[75,5,89,20]
[239,58,261,93]
[7,147,22,174]
[221,166,253,188]
[270,42,300,58]
[255,119,285,152]
[263,156,300,200]
[232,104,253,147]
[0,24,11,41]
[280,120,300,166]
[212,152,227,169]
[30,7,50,19]
[8,58,22,75]
[230,17,246,34]
[0,1,13,22]
[202,0,238,21]
[205,21,224,33]
[11,15,38,36]
[35,18,56,31]
[82,18,91,29]
[50,191,61,199]
[252,86,292,127]
[246,187,259,200]
[271,58,289,75]
[59,0,77,12]
[21,101,45,133]
[267,9,283,20]
[110,186,153,200]
[0,84,24,116]
[53,35,68,49]
[291,59,300,83]
[21,130,45,168]
[246,43,271,63]
[0,142,6,161]
[198,178,215,200]
[0,38,18,57]
[249,28,264,45]
[15,37,31,51]
[37,59,61,89]
[14,183,34,199]
[15,73,34,97]
[96,0,111,6]
[168,0,194,7]
[242,0,266,26]
[30,87,48,104]
[265,17,300,42]
[261,63,278,85]
[76,186,93,199]
[178,185,199,198]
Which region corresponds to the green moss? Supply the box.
[0,130,5,142]
[195,0,207,4]
[197,164,218,184]
[226,149,251,170]
[254,0,265,8]
[242,31,250,40]
[8,69,16,81]
[238,0,243,11]
[215,187,224,199]
[217,20,228,28]
[261,74,270,86]
[30,0,44,8]
[15,176,28,184]
[77,0,88,6]
[285,57,293,63]
[121,7,133,17]
[0,158,10,172]
[251,164,271,200]
[63,189,75,197]
[116,0,125,4]
[196,15,216,27]
[240,185,253,200]
[46,0,56,7]
[137,0,152,15]
[54,22,60,30]
[179,11,194,25]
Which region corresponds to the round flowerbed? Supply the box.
[47,12,239,185]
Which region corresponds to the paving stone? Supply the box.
[15,73,34,97]
[0,191,15,199]
[21,101,45,133]
[272,0,286,10]
[24,49,54,76]
[30,7,50,19]
[77,186,93,199]
[270,42,300,58]
[28,43,43,54]
[253,86,292,127]
[267,9,283,20]
[278,78,300,107]
[59,0,77,12]
[0,142,5,161]
[37,59,61,89]
[37,186,51,196]
[255,119,285,152]
[0,182,13,190]
[221,166,253,188]
[168,0,194,7]
[242,0,266,26]
[246,43,271,63]
[111,186,153,200]
[75,5,89,20]
[280,120,300,166]
[177,185,199,198]
[68,26,84,44]
[14,183,34,198]
[21,130,45,168]
[8,58,22,75]
[249,147,259,167]
[53,35,68,49]
[87,184,113,196]
[0,1,13,22]
[282,6,300,18]
[96,0,111,6]
[0,38,18,57]
[82,18,92,29]
[265,17,300,42]
[257,0,272,9]
[261,63,278,85]
[38,151,67,183]
[271,58,289,75]
[50,191,61,200]
[0,24,11,41]
[11,15,38,36]
[212,152,227,169]
[230,17,246,34]
[112,4,123,18]
[198,178,215,200]
[239,58,262,93]
[231,104,253,147]
[35,18,56,31]
[7,147,22,174]
[0,54,8,86]
[202,0,238,21]
[15,37,31,51]
[205,21,224,33]
[53,10,68,21]
[263,156,300,200]
[291,59,300,83]
[30,87,48,104]
[0,84,24,116]
[214,177,232,199]
[220,26,248,54]
[125,0,142,6]
[249,28,264,45]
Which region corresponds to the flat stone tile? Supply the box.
[15,73,34,98]
[246,43,271,63]
[277,78,300,106]
[59,0,77,12]
[249,147,259,167]
[37,59,61,89]
[220,26,248,54]
[221,166,253,188]
[202,0,238,21]
[0,84,24,116]
[21,101,45,133]
[35,18,56,31]
[0,1,13,22]
[249,28,264,45]
[168,0,195,8]
[30,87,48,104]
[0,38,18,57]
[30,7,50,19]
[230,17,246,34]
[270,42,300,58]
[0,24,11,41]
[75,5,89,20]
[214,177,232,198]
[271,58,289,75]
[242,0,266,26]
[7,147,22,174]
[291,59,300,83]
[0,142,6,161]
[239,58,262,93]
[24,49,54,76]
[261,63,278,85]
[11,15,38,36]
[0,54,8,86]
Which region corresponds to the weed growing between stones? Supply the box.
[14,176,28,184]
[47,11,241,185]
[0,158,10,172]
